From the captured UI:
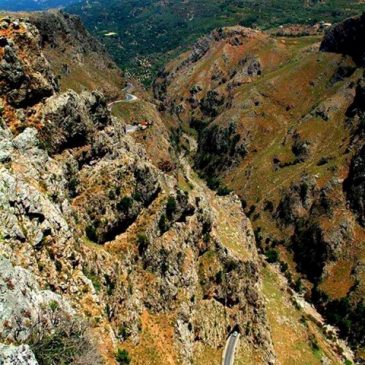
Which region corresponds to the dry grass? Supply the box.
[262,266,344,365]
[122,311,180,365]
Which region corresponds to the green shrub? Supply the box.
[118,326,131,341]
[203,232,211,243]
[265,249,279,263]
[117,196,133,212]
[132,191,143,202]
[217,185,232,196]
[108,189,116,200]
[84,270,101,293]
[54,261,62,272]
[166,196,177,219]
[294,278,304,293]
[48,300,59,312]
[137,233,150,255]
[115,349,131,365]
[104,274,115,296]
[206,177,220,191]
[215,270,223,284]
[85,225,98,242]
[30,317,102,365]
[68,177,79,198]
[158,214,168,234]
[279,261,289,272]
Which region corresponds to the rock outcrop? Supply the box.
[0,344,39,365]
[320,12,365,65]
[0,18,57,109]
[27,10,126,100]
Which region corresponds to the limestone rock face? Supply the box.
[0,257,73,343]
[39,90,113,154]
[0,19,57,109]
[0,344,39,365]
[345,145,365,226]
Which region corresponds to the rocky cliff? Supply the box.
[0,14,278,365]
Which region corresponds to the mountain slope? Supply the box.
[67,0,365,83]
[154,18,365,360]
[27,10,126,100]
[0,12,353,365]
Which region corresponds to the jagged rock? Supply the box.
[39,90,112,154]
[0,344,38,365]
[238,55,262,77]
[346,74,365,119]
[195,122,247,175]
[27,10,125,100]
[0,257,73,343]
[1,11,348,365]
[12,128,39,150]
[0,20,57,109]
[292,134,311,161]
[0,128,13,162]
[188,37,211,64]
[200,90,225,117]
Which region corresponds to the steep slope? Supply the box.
[154,19,365,360]
[18,9,173,166]
[0,14,277,365]
[67,0,365,83]
[25,10,126,100]
[0,12,354,365]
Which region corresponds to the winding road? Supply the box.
[108,82,139,108]
[108,83,139,133]
[223,333,240,365]
[108,93,138,108]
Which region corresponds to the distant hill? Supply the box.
[0,0,79,11]
[67,0,365,84]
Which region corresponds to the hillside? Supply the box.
[0,11,354,365]
[154,15,365,361]
[67,0,365,83]
[26,10,126,101]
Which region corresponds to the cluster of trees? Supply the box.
[68,0,365,83]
